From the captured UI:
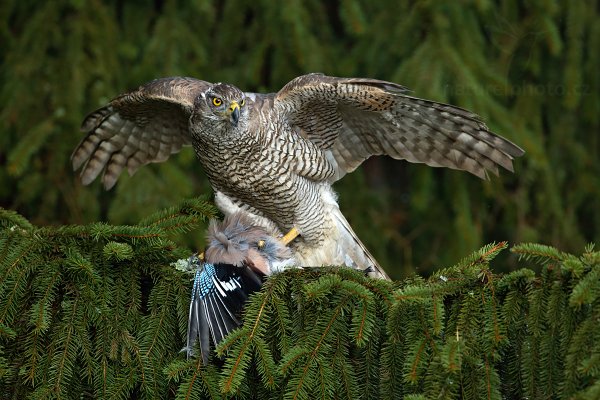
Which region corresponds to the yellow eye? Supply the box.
[257,240,265,249]
[240,99,245,107]
[212,97,222,106]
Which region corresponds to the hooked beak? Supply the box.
[228,101,240,126]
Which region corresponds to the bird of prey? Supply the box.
[185,212,294,364]
[72,73,525,280]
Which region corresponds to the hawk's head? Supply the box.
[200,83,247,128]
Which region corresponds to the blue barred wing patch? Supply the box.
[185,256,263,363]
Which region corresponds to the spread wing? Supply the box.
[275,73,525,182]
[72,77,211,189]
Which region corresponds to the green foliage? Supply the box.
[0,198,217,399]
[1,204,598,399]
[1,1,597,279]
[0,1,598,396]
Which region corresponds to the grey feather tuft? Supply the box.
[204,212,286,266]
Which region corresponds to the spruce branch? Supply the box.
[1,205,598,399]
[0,208,34,231]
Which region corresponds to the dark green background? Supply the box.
[1,0,598,279]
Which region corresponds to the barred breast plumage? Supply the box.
[72,73,525,280]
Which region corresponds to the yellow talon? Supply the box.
[281,227,300,245]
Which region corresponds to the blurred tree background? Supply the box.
[1,0,598,279]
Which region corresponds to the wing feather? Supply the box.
[186,260,264,363]
[275,73,524,181]
[72,77,211,189]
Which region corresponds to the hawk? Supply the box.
[72,73,524,280]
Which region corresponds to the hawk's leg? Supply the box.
[281,227,300,245]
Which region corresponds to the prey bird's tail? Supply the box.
[331,207,391,280]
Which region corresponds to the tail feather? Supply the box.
[186,270,211,363]
[331,208,391,280]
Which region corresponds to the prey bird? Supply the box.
[184,212,294,364]
[72,73,525,280]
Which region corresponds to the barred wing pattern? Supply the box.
[275,74,524,182]
[72,77,210,189]
[73,73,524,191]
